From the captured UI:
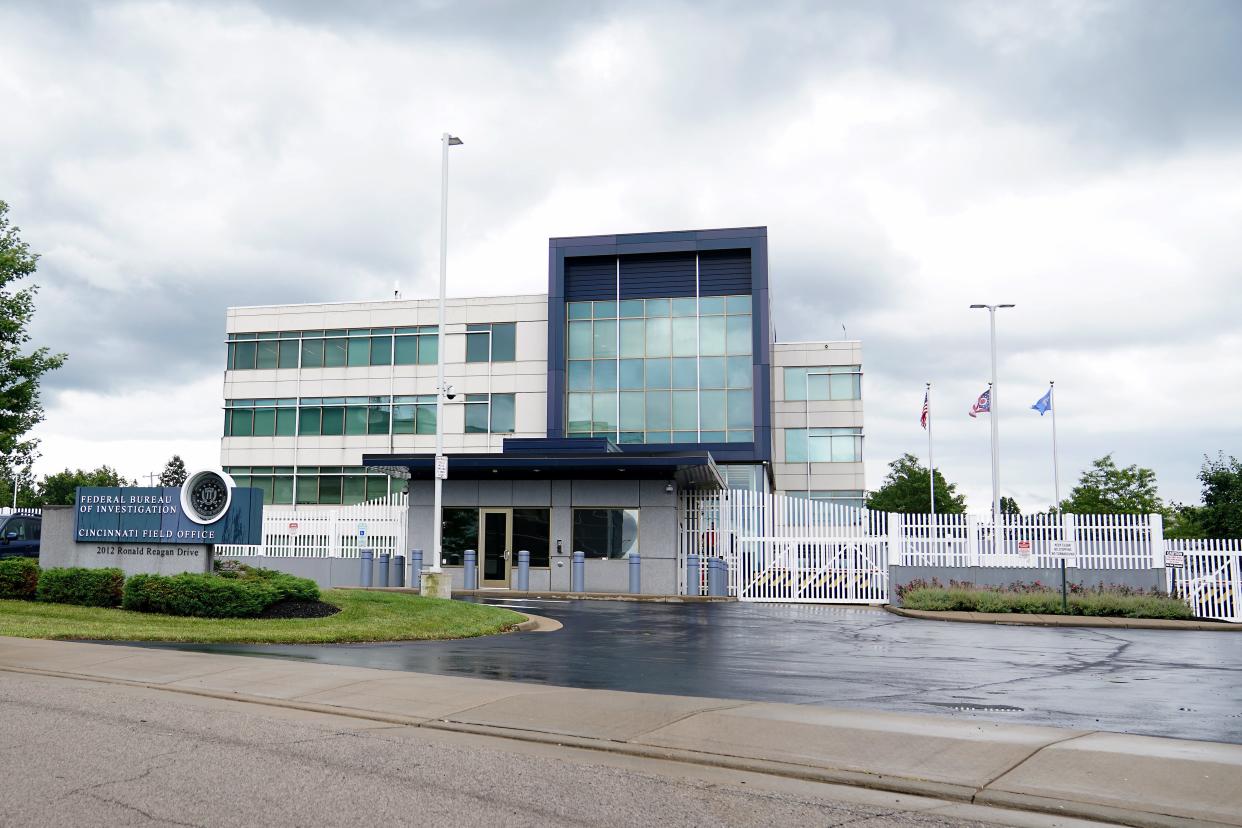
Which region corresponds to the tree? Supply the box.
[158,455,188,487]
[0,201,67,475]
[1060,454,1162,514]
[1166,453,1242,539]
[999,496,1020,515]
[34,466,133,506]
[866,453,967,514]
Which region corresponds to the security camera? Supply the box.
[445,392,457,401]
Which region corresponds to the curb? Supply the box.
[340,587,734,603]
[884,605,1242,631]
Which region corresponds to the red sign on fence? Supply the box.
[1017,540,1032,553]
[288,522,299,533]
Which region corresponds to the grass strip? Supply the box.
[0,589,524,644]
[901,586,1192,619]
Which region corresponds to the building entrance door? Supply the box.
[480,509,512,588]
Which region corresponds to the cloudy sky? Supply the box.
[2,0,1239,509]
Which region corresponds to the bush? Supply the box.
[900,586,1193,620]
[37,567,125,607]
[0,558,40,600]
[123,571,319,618]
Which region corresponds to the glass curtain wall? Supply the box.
[567,294,753,443]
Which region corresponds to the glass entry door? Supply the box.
[479,509,512,588]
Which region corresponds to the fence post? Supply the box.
[1149,512,1165,570]
[966,514,980,567]
[517,549,530,591]
[686,553,700,597]
[393,554,405,587]
[378,552,390,587]
[887,513,902,566]
[571,551,585,593]
[629,553,641,594]
[359,548,373,588]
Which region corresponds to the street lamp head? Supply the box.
[969,304,987,309]
[998,303,1015,309]
[447,136,463,146]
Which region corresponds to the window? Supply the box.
[784,365,862,401]
[784,427,863,463]
[464,394,515,434]
[441,508,478,567]
[465,322,516,363]
[565,294,753,443]
[573,508,639,559]
[226,328,439,370]
[227,466,396,507]
[512,509,551,567]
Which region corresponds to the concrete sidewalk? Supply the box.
[0,636,1238,827]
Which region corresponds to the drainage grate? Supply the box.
[924,702,1025,712]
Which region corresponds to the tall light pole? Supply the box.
[431,132,463,574]
[969,303,1014,526]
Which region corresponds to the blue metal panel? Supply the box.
[698,248,752,295]
[564,255,616,300]
[619,252,696,299]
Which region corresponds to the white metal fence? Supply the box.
[1165,539,1241,623]
[0,507,41,518]
[216,494,408,558]
[894,512,1163,569]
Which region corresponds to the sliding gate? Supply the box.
[681,490,889,604]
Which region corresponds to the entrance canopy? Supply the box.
[364,438,724,489]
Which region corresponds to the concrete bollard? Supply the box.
[410,549,423,591]
[463,549,477,590]
[393,555,405,587]
[571,550,585,593]
[686,553,700,597]
[378,552,390,587]
[517,549,530,591]
[359,548,374,588]
[708,557,726,596]
[629,553,641,594]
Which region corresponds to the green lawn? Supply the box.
[0,590,525,644]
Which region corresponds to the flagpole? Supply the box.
[926,382,935,518]
[1050,381,1061,508]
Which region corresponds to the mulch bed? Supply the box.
[257,600,342,620]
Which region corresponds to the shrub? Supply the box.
[901,586,1193,620]
[37,567,125,608]
[123,571,319,618]
[0,558,40,600]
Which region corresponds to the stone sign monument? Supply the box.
[39,469,263,576]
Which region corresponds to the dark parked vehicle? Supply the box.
[0,512,40,559]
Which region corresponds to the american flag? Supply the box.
[969,388,991,418]
[920,390,929,429]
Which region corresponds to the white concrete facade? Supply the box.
[770,341,866,501]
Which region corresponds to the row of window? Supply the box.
[567,389,754,443]
[568,295,751,319]
[223,394,515,437]
[441,507,638,568]
[783,427,864,463]
[783,490,867,509]
[223,466,403,505]
[568,315,752,360]
[569,355,752,392]
[226,323,517,370]
[783,365,862,401]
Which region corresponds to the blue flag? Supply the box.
[1031,389,1052,415]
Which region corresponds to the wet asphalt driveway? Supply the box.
[140,599,1242,744]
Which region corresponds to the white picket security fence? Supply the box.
[216,494,408,558]
[894,512,1163,569]
[1165,539,1241,623]
[0,507,41,518]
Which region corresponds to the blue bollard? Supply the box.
[410,549,423,591]
[571,550,585,593]
[629,553,641,594]
[686,553,700,597]
[359,548,374,588]
[708,557,726,596]
[393,555,405,587]
[378,552,390,587]
[463,549,477,590]
[517,550,530,591]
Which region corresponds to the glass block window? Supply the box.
[565,296,753,443]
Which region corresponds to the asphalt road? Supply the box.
[140,600,1242,744]
[0,670,1051,828]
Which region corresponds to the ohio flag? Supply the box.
[969,388,991,418]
